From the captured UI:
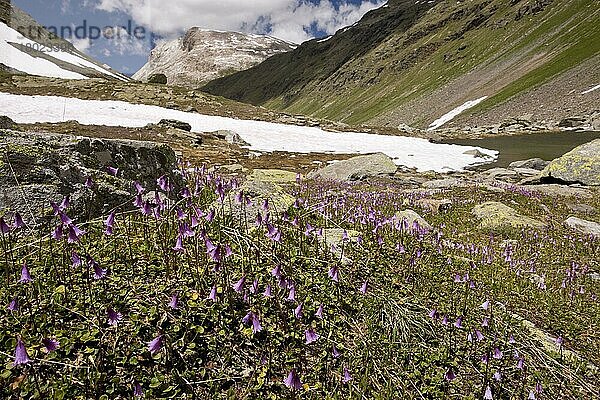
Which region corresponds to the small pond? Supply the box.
[444,131,600,169]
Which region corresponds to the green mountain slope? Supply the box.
[203,0,600,129]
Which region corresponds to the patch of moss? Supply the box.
[7,143,47,157]
[93,171,126,188]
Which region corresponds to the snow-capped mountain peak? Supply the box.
[133,28,295,87]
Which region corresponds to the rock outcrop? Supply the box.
[157,119,192,132]
[540,139,600,186]
[321,228,361,265]
[564,217,600,238]
[508,158,549,171]
[322,228,361,249]
[472,202,546,231]
[0,130,177,223]
[0,115,16,130]
[566,203,596,215]
[522,184,593,199]
[393,210,433,232]
[211,130,250,147]
[422,178,471,189]
[308,153,397,181]
[247,169,298,184]
[558,117,587,128]
[220,169,297,225]
[415,198,452,215]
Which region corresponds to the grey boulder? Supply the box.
[0,130,177,223]
[0,115,16,130]
[564,217,600,237]
[472,202,546,231]
[540,139,600,186]
[508,158,549,171]
[158,119,192,132]
[393,209,433,232]
[308,153,397,181]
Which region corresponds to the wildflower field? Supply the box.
[1,164,598,399]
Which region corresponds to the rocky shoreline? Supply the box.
[396,112,600,141]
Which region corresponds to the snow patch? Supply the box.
[428,97,488,130]
[581,84,600,95]
[0,22,86,79]
[0,22,125,81]
[0,92,498,173]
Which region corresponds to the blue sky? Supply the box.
[13,0,384,75]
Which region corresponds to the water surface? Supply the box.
[444,131,600,169]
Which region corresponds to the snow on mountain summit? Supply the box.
[133,28,295,88]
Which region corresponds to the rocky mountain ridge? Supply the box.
[134,28,295,88]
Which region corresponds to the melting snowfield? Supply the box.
[0,92,498,172]
[0,22,128,81]
[581,84,600,95]
[0,23,85,80]
[428,97,488,131]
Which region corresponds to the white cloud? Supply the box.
[102,26,150,55]
[92,0,385,43]
[69,37,92,53]
[61,0,71,14]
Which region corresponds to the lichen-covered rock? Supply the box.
[248,169,298,184]
[157,119,192,132]
[564,217,600,237]
[221,171,296,225]
[0,184,61,219]
[217,169,303,227]
[321,228,361,265]
[322,228,361,248]
[522,184,593,199]
[472,202,545,231]
[566,203,596,215]
[0,130,177,223]
[71,136,177,187]
[512,168,542,178]
[540,139,600,186]
[485,168,518,180]
[415,198,452,214]
[511,312,588,367]
[0,115,16,130]
[308,153,397,181]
